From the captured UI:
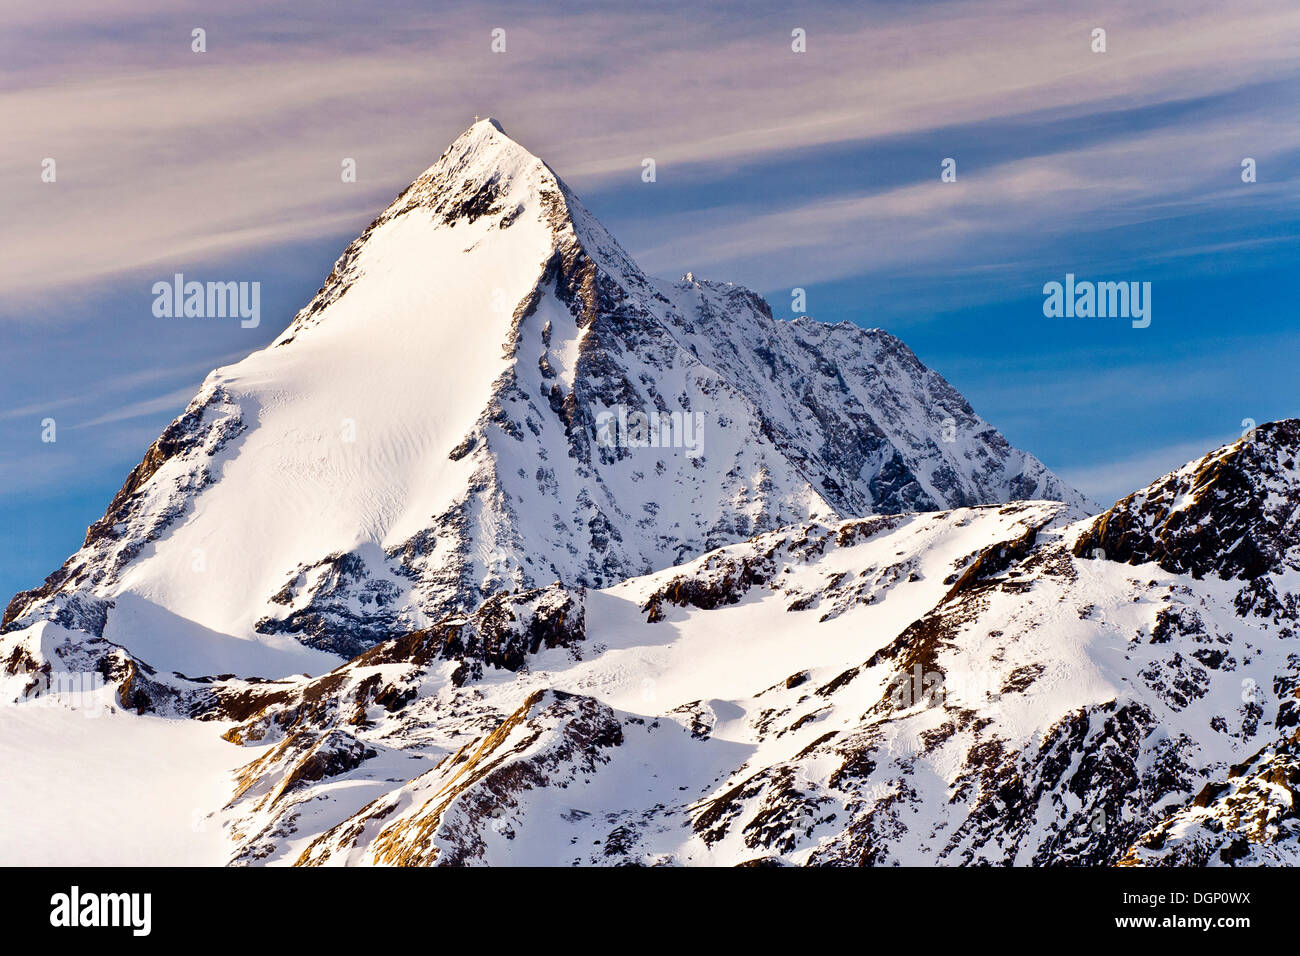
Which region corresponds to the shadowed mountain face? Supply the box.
[3,119,1090,665]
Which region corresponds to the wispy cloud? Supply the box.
[73,387,200,429]
[0,351,246,421]
[632,114,1300,297]
[4,0,1298,304]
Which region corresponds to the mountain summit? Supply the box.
[4,120,1090,669]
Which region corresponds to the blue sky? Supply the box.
[2,0,1298,602]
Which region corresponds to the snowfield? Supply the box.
[0,702,247,866]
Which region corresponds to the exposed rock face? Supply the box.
[295,690,625,867]
[215,582,587,750]
[1073,419,1300,580]
[1118,730,1300,867]
[2,118,1089,669]
[0,619,221,719]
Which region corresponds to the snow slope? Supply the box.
[0,703,247,866]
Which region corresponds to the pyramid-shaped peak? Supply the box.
[435,116,539,174]
[3,98,1094,677]
[451,116,513,149]
[372,116,570,237]
[385,117,643,287]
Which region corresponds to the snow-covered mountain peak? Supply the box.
[421,117,635,270]
[4,121,1090,672]
[413,117,550,209]
[422,117,539,192]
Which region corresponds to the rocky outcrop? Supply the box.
[1073,419,1300,580]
